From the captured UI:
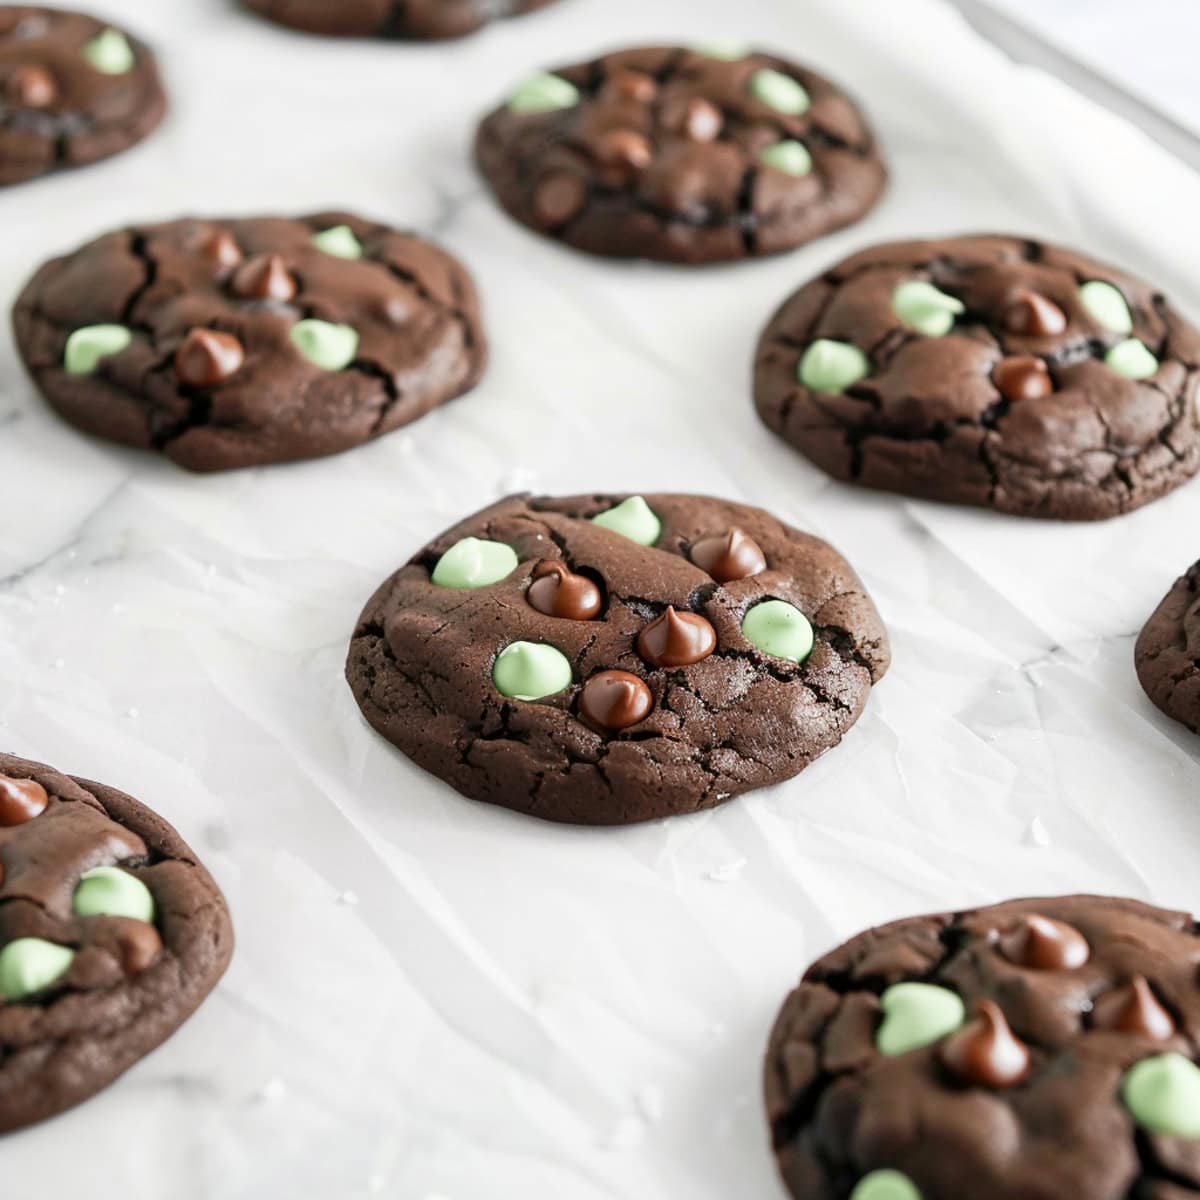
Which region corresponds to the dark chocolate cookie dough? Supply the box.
[1136,562,1200,734]
[12,211,486,470]
[765,894,1200,1200]
[754,235,1200,519]
[0,751,232,1132]
[244,0,560,39]
[346,492,889,824]
[474,45,886,264]
[0,6,165,186]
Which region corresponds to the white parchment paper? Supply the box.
[2,0,1200,1196]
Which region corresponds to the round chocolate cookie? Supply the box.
[1136,561,1200,734]
[474,45,886,264]
[0,6,166,186]
[765,894,1200,1200]
[346,492,889,824]
[12,211,486,470]
[0,751,233,1131]
[754,235,1200,519]
[243,0,561,39]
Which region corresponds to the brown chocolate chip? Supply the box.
[681,97,722,142]
[604,69,657,104]
[993,356,1053,403]
[527,560,602,621]
[999,914,1090,970]
[6,64,56,107]
[533,173,587,227]
[579,670,653,732]
[231,252,297,302]
[637,607,717,668]
[0,774,48,826]
[175,329,245,388]
[1004,290,1067,337]
[1092,975,1175,1040]
[594,129,653,179]
[117,922,163,975]
[690,528,767,582]
[939,1000,1031,1088]
[201,230,243,273]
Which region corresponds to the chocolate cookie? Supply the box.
[12,211,486,470]
[474,45,886,264]
[0,751,232,1131]
[346,492,889,824]
[754,235,1200,519]
[0,6,165,186]
[765,894,1200,1200]
[1136,562,1200,734]
[243,0,561,39]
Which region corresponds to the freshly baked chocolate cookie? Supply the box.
[0,6,165,186]
[0,751,233,1131]
[1136,562,1200,733]
[12,211,486,470]
[754,235,1200,519]
[474,45,886,264]
[244,0,561,39]
[765,894,1200,1200]
[346,492,889,824]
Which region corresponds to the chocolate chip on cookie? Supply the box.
[12,211,487,470]
[754,235,1200,519]
[0,7,165,186]
[346,492,889,824]
[475,45,886,264]
[765,894,1200,1200]
[1136,561,1200,733]
[0,751,232,1131]
[244,0,562,39]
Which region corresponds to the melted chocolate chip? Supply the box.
[604,69,657,104]
[994,356,1053,403]
[939,1000,1031,1088]
[595,129,653,181]
[175,329,245,388]
[1092,975,1175,1040]
[690,528,767,582]
[527,560,602,621]
[1004,290,1067,337]
[201,230,243,273]
[637,607,717,668]
[579,670,653,732]
[533,173,587,227]
[7,64,56,107]
[999,914,1090,970]
[231,252,297,302]
[0,774,48,826]
[117,921,163,975]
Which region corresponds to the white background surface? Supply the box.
[3,1,1200,1196]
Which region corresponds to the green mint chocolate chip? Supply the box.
[290,320,359,371]
[83,28,135,74]
[798,339,870,393]
[741,600,814,663]
[1123,1053,1200,1138]
[64,324,132,376]
[509,73,579,115]
[73,865,155,922]
[591,496,661,546]
[749,68,810,115]
[430,537,519,589]
[311,224,363,260]
[893,280,965,337]
[851,1171,923,1200]
[759,140,812,177]
[1079,280,1133,335]
[493,641,573,701]
[877,983,965,1057]
[1106,338,1158,380]
[0,938,74,1000]
[691,41,751,61]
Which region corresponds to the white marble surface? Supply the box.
[3,0,1200,1196]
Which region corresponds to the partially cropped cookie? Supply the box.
[347,493,888,824]
[12,211,486,470]
[474,45,886,264]
[1136,562,1200,733]
[765,894,1200,1200]
[244,0,561,39]
[0,751,232,1131]
[0,6,165,186]
[755,235,1200,519]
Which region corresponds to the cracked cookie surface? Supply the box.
[1136,562,1200,733]
[0,6,165,186]
[0,751,233,1132]
[346,492,889,825]
[244,0,560,39]
[474,45,885,264]
[765,894,1200,1200]
[754,235,1200,519]
[12,210,486,470]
